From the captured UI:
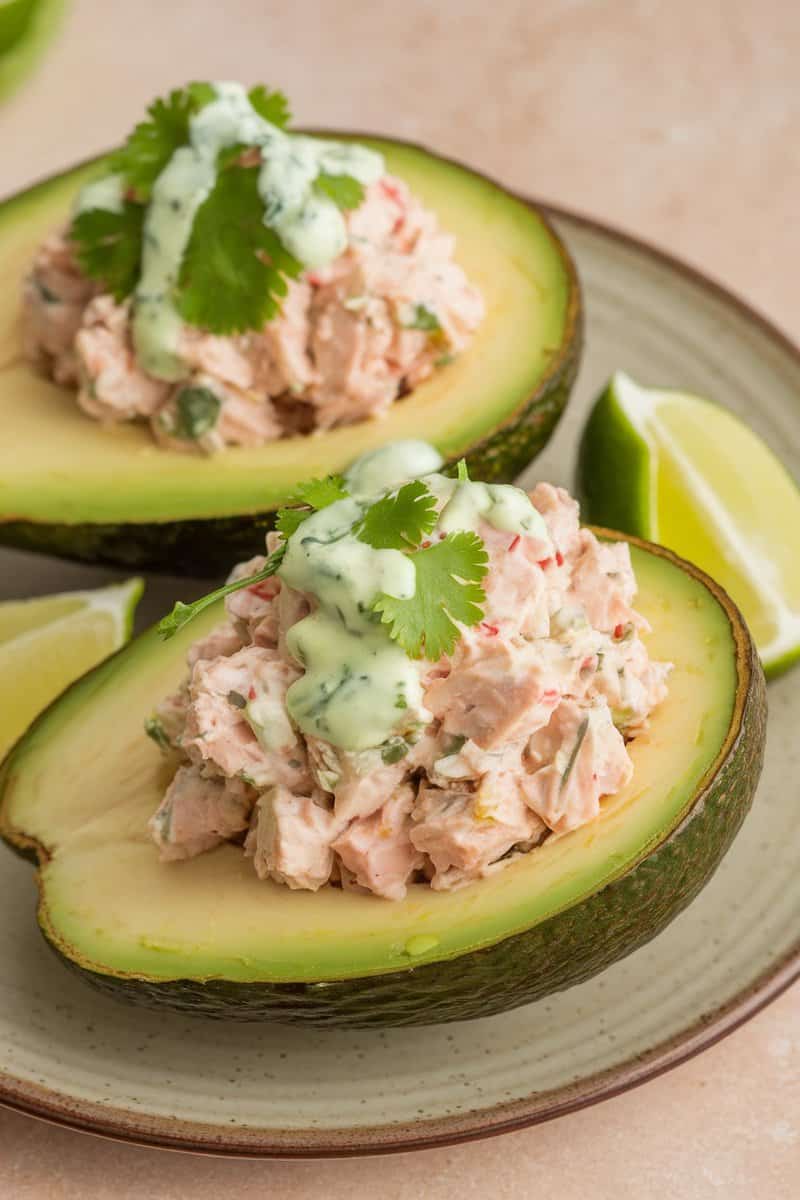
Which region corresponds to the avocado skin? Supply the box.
[0,299,581,575]
[0,360,580,575]
[43,627,765,1028]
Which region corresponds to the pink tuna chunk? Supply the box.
[332,784,423,900]
[478,524,552,638]
[425,639,562,749]
[21,231,98,385]
[183,647,308,791]
[305,737,408,822]
[528,483,582,563]
[149,765,254,861]
[565,531,640,634]
[411,776,544,890]
[309,295,398,427]
[75,295,169,420]
[186,622,244,669]
[521,699,632,833]
[224,557,281,647]
[250,278,315,395]
[245,786,338,890]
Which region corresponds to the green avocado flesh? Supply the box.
[0,537,766,1026]
[0,139,581,573]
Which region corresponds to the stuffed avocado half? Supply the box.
[0,534,765,1028]
[0,86,581,573]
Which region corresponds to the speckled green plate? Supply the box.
[0,208,798,1157]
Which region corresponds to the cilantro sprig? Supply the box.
[158,551,286,641]
[160,475,349,639]
[159,468,489,657]
[70,81,369,336]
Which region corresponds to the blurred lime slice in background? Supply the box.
[0,0,66,103]
[578,371,800,678]
[0,577,143,759]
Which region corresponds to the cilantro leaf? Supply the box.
[70,203,145,301]
[405,304,441,332]
[177,164,302,335]
[275,475,350,539]
[109,84,215,199]
[356,480,437,550]
[314,172,365,211]
[372,531,488,660]
[248,84,291,129]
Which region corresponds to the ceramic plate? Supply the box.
[0,207,798,1158]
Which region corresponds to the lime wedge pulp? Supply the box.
[0,577,143,760]
[578,371,800,678]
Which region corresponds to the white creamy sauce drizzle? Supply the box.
[73,172,125,215]
[345,439,444,496]
[77,80,384,380]
[278,444,551,751]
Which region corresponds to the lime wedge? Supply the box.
[578,371,800,678]
[0,0,65,102]
[0,577,143,759]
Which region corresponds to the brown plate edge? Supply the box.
[0,200,798,1158]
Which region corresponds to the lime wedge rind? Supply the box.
[578,371,800,679]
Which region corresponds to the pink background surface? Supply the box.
[1,1,798,1195]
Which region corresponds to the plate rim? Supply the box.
[1,198,799,1158]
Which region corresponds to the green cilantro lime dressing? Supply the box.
[276,444,549,751]
[430,475,551,543]
[279,495,424,751]
[345,439,444,497]
[78,81,384,381]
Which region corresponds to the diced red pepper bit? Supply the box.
[248,686,257,701]
[392,216,404,234]
[613,623,624,640]
[481,622,500,636]
[581,656,595,671]
[555,550,565,567]
[421,539,432,549]
[307,272,321,287]
[380,179,403,204]
[249,580,278,599]
[508,534,521,552]
[537,557,553,570]
[542,689,559,701]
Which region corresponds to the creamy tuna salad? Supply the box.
[22,82,483,453]
[147,442,670,899]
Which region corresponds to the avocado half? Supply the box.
[0,534,766,1028]
[0,137,582,574]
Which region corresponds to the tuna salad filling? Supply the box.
[22,82,483,453]
[147,441,670,899]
